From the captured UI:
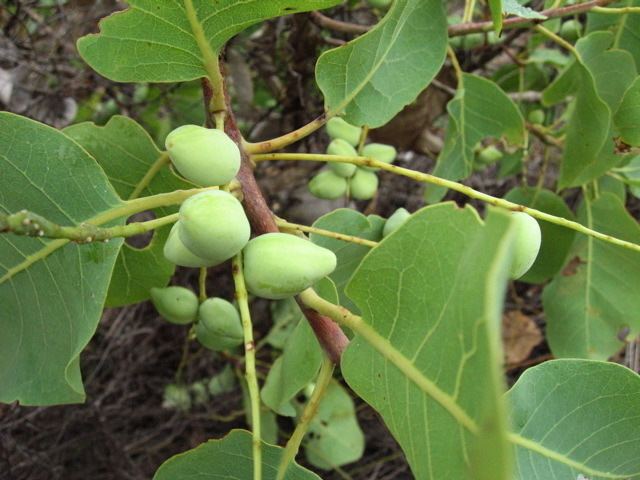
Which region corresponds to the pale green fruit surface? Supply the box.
[327,139,358,178]
[163,223,215,268]
[163,383,191,411]
[528,109,545,125]
[350,169,379,200]
[383,208,411,237]
[165,125,241,187]
[195,298,244,351]
[477,145,503,165]
[560,20,581,42]
[509,212,542,279]
[150,286,199,324]
[243,233,337,299]
[178,190,251,264]
[309,170,348,199]
[362,143,397,171]
[367,0,392,7]
[326,117,362,146]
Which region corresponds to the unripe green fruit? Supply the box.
[309,170,348,200]
[243,233,337,299]
[165,125,241,187]
[477,146,503,165]
[362,143,397,171]
[163,383,191,411]
[560,20,581,42]
[195,298,244,351]
[163,223,215,268]
[150,286,199,325]
[509,212,541,279]
[367,0,392,8]
[464,33,484,49]
[327,139,358,178]
[326,117,362,147]
[178,190,251,265]
[350,169,379,200]
[448,36,463,49]
[383,208,411,237]
[528,109,545,125]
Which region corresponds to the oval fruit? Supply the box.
[163,223,215,268]
[165,125,241,187]
[477,145,503,165]
[195,298,244,351]
[327,139,358,178]
[464,33,484,49]
[243,233,337,299]
[179,190,251,264]
[560,20,581,42]
[367,0,392,8]
[350,169,379,200]
[163,383,191,411]
[528,109,545,125]
[362,143,397,171]
[150,286,199,325]
[509,211,542,279]
[326,117,362,147]
[383,208,411,237]
[309,170,348,199]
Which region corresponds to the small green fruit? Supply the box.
[528,109,545,125]
[309,170,348,200]
[559,20,581,42]
[464,33,484,49]
[350,169,379,200]
[179,190,251,264]
[327,139,358,178]
[367,0,392,8]
[195,298,244,351]
[150,286,199,325]
[383,208,411,237]
[509,212,541,279]
[326,117,362,147]
[163,383,191,411]
[477,146,503,165]
[243,233,337,299]
[362,143,397,171]
[165,125,241,187]
[448,36,463,50]
[163,223,215,268]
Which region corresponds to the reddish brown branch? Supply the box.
[297,301,350,364]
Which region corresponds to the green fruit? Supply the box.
[449,36,463,49]
[367,0,392,8]
[327,139,358,178]
[350,169,379,200]
[464,33,484,49]
[362,143,397,171]
[163,223,215,268]
[383,208,411,237]
[163,383,191,411]
[560,20,581,42]
[309,170,348,199]
[179,190,251,264]
[326,117,362,147]
[528,109,545,125]
[165,125,241,187]
[195,298,244,351]
[150,286,199,325]
[509,212,541,279]
[477,146,503,165]
[243,233,337,299]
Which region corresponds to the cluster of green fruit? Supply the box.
[309,118,397,201]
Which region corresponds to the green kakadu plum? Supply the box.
[366,0,392,8]
[326,139,358,178]
[163,223,216,268]
[326,117,362,147]
[178,190,251,264]
[349,168,379,200]
[165,125,241,187]
[509,212,542,279]
[528,109,545,125]
[361,143,397,171]
[309,170,349,200]
[477,145,504,165]
[383,208,411,237]
[463,33,484,49]
[243,233,337,300]
[150,286,199,325]
[163,383,191,411]
[195,298,244,351]
[559,20,582,42]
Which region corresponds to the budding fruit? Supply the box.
[178,190,251,265]
[195,298,244,351]
[327,139,358,178]
[367,0,392,8]
[477,146,503,165]
[464,33,484,49]
[362,143,397,171]
[383,208,411,237]
[509,212,542,279]
[163,223,215,268]
[163,383,191,411]
[309,170,349,200]
[243,233,337,299]
[165,125,241,187]
[528,109,545,125]
[559,20,582,42]
[350,169,379,200]
[326,117,362,147]
[150,286,199,325]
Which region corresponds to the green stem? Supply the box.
[243,115,330,154]
[535,25,579,57]
[276,357,335,480]
[129,153,171,200]
[252,153,640,253]
[198,267,208,302]
[463,0,477,22]
[275,219,378,248]
[232,253,262,480]
[591,6,640,13]
[447,46,464,86]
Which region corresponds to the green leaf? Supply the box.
[615,76,640,147]
[543,193,640,359]
[153,429,320,480]
[508,360,640,479]
[587,0,640,68]
[488,0,503,33]
[504,187,575,284]
[342,203,515,480]
[0,113,123,405]
[65,116,192,307]
[503,0,546,20]
[78,0,341,83]
[316,0,447,127]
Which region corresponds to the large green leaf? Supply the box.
[316,0,447,127]
[615,76,640,147]
[508,360,640,479]
[78,0,341,83]
[543,193,640,359]
[153,429,320,479]
[0,113,123,405]
[65,116,192,307]
[342,204,515,480]
[587,0,640,68]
